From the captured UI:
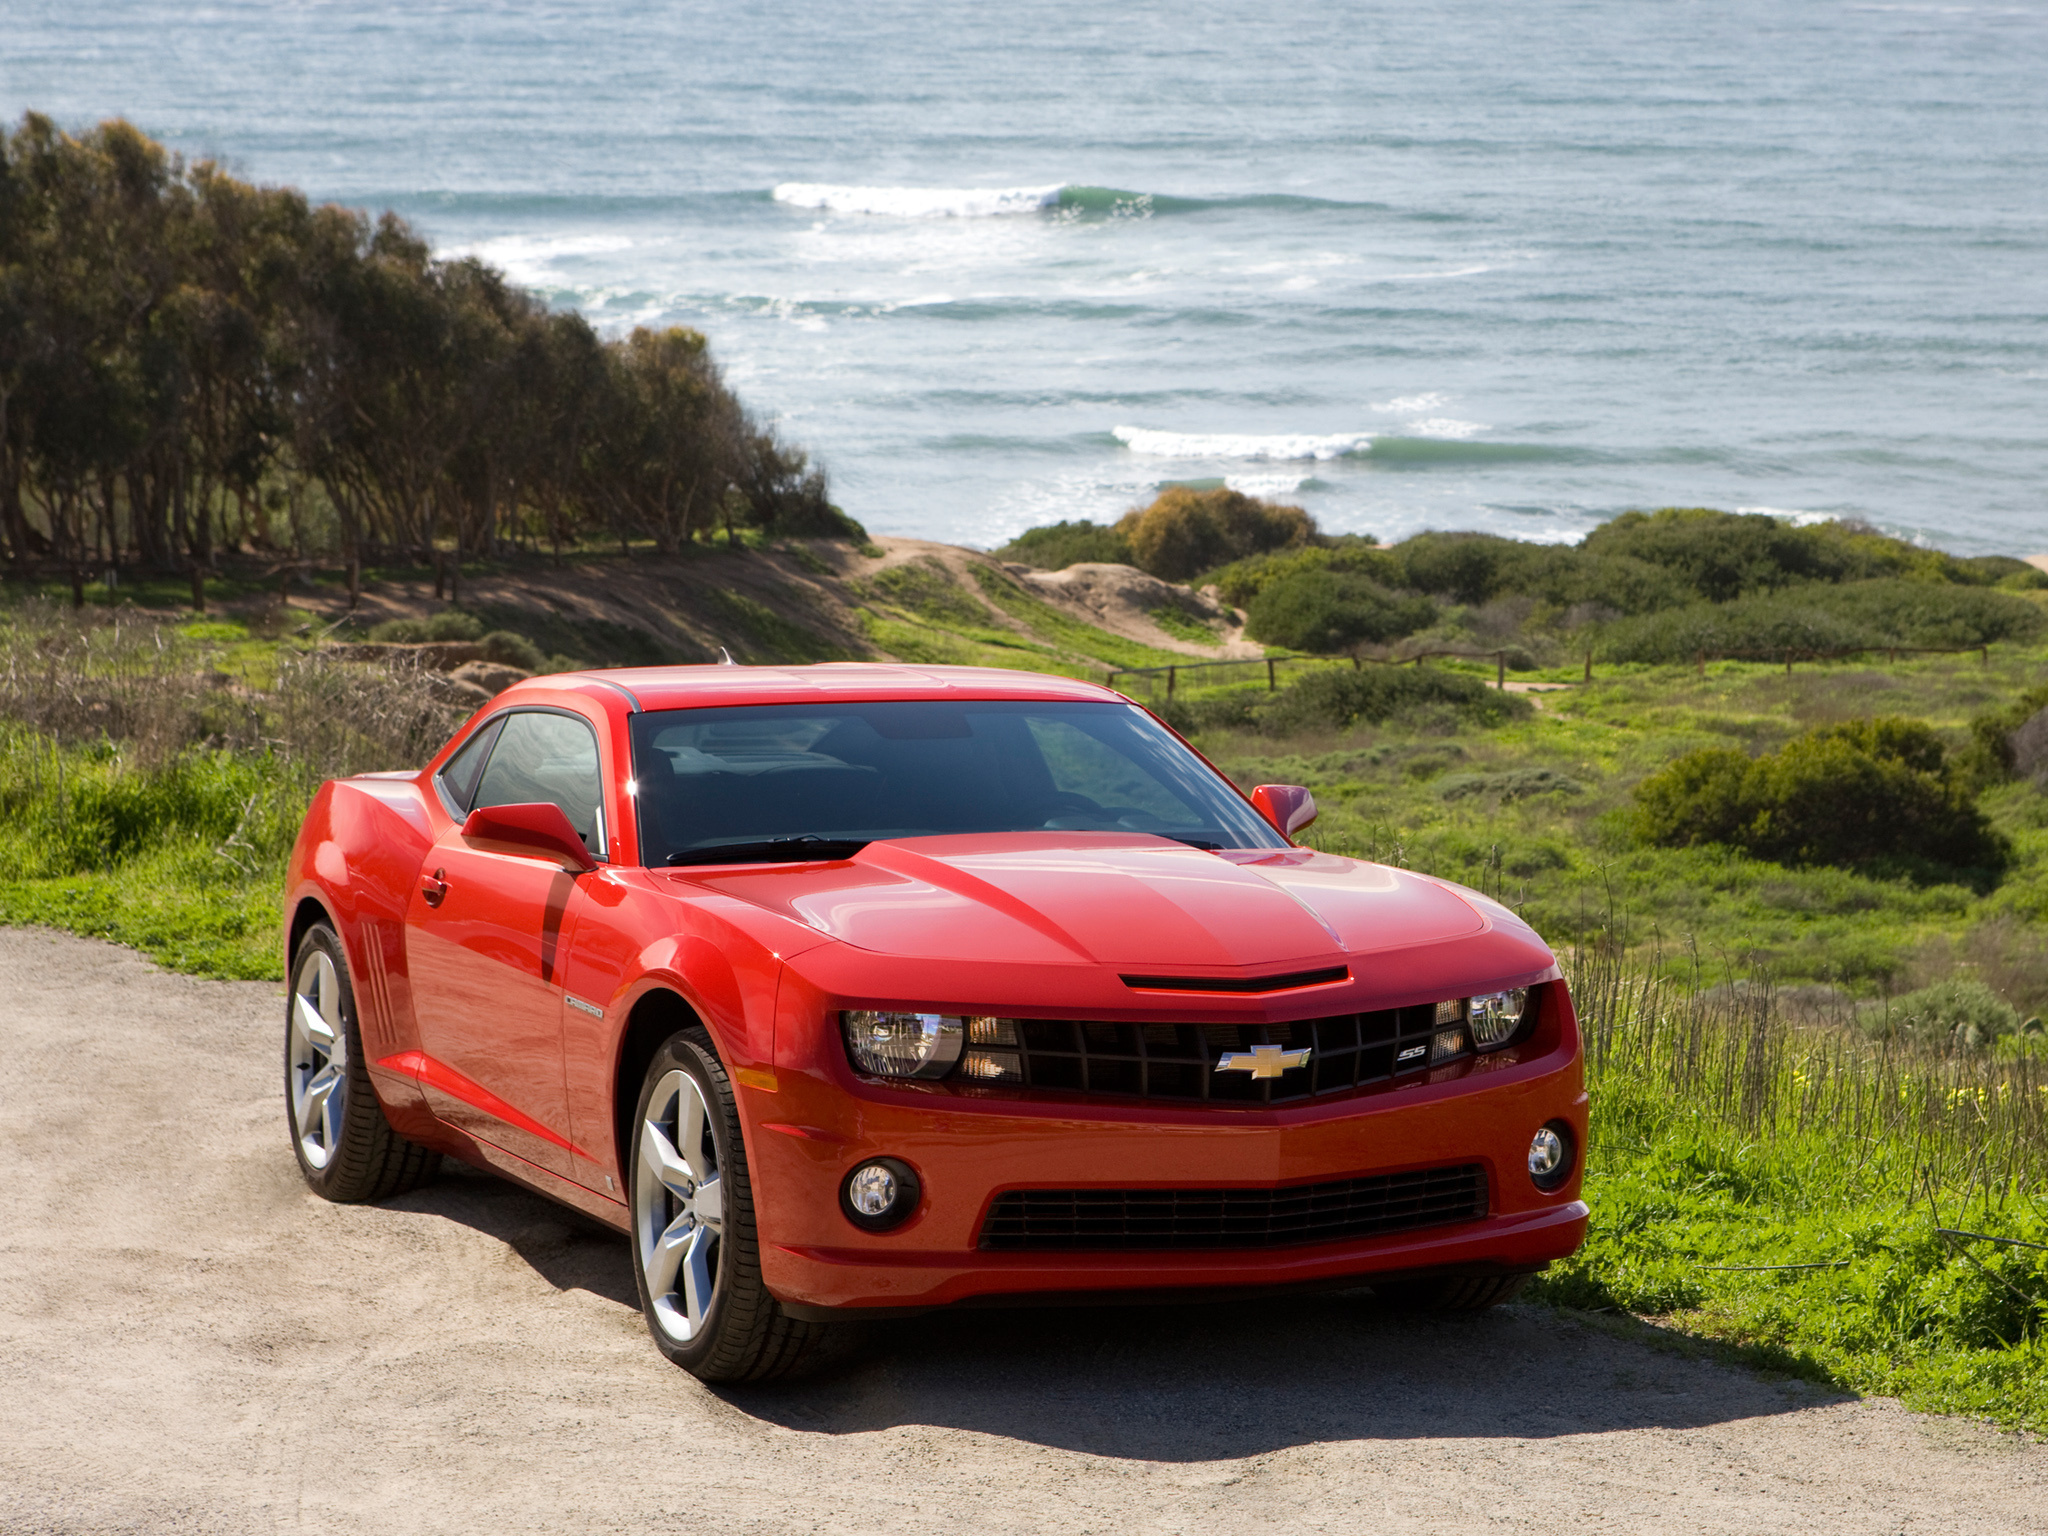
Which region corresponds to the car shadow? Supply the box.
[716,1298,1852,1459]
[388,1161,1853,1461]
[387,1158,642,1311]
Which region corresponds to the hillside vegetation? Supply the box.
[1006,496,2044,665]
[0,115,857,600]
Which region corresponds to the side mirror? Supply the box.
[1251,783,1318,838]
[461,802,598,872]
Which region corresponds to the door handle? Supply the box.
[421,868,449,907]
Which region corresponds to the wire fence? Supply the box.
[1105,640,2002,699]
[1105,647,1526,700]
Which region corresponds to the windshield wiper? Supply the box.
[1167,836,1223,850]
[666,835,870,867]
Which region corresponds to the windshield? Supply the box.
[629,699,1286,865]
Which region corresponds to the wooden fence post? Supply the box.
[1267,658,1276,691]
[1583,647,1592,683]
[1167,665,1177,698]
[1496,650,1505,689]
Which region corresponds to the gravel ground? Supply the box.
[2,926,2044,1535]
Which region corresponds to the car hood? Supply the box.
[669,832,1529,976]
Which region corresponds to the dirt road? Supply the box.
[2,928,2042,1534]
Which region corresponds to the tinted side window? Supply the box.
[472,712,606,856]
[436,717,504,814]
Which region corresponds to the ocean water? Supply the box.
[6,0,2046,555]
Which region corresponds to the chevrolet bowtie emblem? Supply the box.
[1215,1044,1313,1079]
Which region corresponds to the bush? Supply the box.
[1633,717,2009,880]
[480,630,545,671]
[1437,768,1585,802]
[1860,979,2027,1054]
[1256,666,1530,734]
[1390,532,1524,605]
[1580,508,1945,600]
[1960,685,2048,786]
[993,520,1133,570]
[367,610,485,644]
[1205,538,1398,608]
[1244,570,1437,652]
[1114,488,1315,582]
[1598,579,2043,665]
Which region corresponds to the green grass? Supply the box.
[0,728,296,978]
[1534,956,2048,1428]
[1184,646,2048,1003]
[966,565,1193,671]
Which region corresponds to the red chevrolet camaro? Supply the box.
[283,663,1587,1380]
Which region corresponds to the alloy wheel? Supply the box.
[636,1068,725,1342]
[288,947,348,1170]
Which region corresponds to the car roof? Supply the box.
[504,662,1130,714]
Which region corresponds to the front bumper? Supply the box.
[749,986,1589,1313]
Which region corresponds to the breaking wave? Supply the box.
[1112,426,1374,461]
[770,183,1363,219]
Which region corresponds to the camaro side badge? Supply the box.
[565,995,605,1019]
[1215,1044,1312,1079]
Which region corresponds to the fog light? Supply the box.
[840,1157,922,1231]
[1429,1027,1468,1063]
[1528,1123,1574,1192]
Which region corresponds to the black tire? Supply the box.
[1374,1272,1531,1312]
[629,1027,830,1382]
[285,923,439,1202]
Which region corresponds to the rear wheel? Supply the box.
[1374,1272,1531,1312]
[629,1027,830,1381]
[286,923,439,1202]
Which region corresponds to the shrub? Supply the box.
[1437,768,1585,802]
[480,631,545,672]
[1256,666,1530,734]
[1153,689,1262,735]
[1390,532,1523,605]
[1633,717,2009,879]
[1581,508,1940,600]
[1244,570,1436,652]
[1960,685,2048,786]
[993,520,1133,570]
[1205,538,1398,608]
[367,610,484,644]
[1860,979,2025,1054]
[1114,487,1315,582]
[1598,580,2042,665]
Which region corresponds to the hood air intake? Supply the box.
[1119,966,1349,994]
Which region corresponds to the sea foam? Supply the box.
[772,183,1064,218]
[1112,426,1373,461]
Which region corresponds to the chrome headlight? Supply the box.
[840,1010,980,1079]
[1468,987,1532,1050]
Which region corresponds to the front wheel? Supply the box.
[285,923,439,1202]
[629,1028,830,1381]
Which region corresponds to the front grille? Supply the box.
[979,1163,1489,1251]
[987,1006,1459,1104]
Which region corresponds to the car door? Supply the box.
[405,707,609,1179]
